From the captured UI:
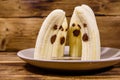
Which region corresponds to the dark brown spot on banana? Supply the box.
[60,37,65,45]
[82,33,89,41]
[61,28,64,31]
[66,28,68,31]
[59,25,64,31]
[83,23,87,27]
[51,35,57,44]
[73,30,80,37]
[72,23,75,27]
[77,24,81,29]
[53,25,57,30]
[66,26,69,31]
[59,25,62,30]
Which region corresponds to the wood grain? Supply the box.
[0,52,24,63]
[0,52,120,80]
[0,16,120,51]
[0,0,120,17]
[0,18,42,51]
[0,0,119,79]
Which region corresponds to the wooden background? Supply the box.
[0,0,120,51]
[0,0,120,79]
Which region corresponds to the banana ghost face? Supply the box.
[34,10,68,60]
[34,4,101,61]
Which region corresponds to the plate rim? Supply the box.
[17,47,120,63]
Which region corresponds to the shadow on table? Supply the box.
[24,63,113,76]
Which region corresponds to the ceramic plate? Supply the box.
[17,46,120,70]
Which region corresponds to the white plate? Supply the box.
[17,46,120,70]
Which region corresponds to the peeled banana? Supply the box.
[34,4,100,61]
[69,4,101,60]
[34,9,68,60]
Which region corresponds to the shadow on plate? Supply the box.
[24,63,113,76]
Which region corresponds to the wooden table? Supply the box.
[0,52,120,80]
[0,0,120,79]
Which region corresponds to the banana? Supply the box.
[69,4,101,60]
[34,9,68,60]
[52,17,68,58]
[68,9,82,57]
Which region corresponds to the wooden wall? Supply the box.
[0,0,120,51]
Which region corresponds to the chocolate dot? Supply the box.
[50,35,57,44]
[60,37,65,45]
[82,33,89,41]
[61,28,64,31]
[73,30,80,37]
[83,23,87,27]
[59,25,64,31]
[77,24,81,29]
[59,25,62,30]
[72,23,75,27]
[66,29,68,31]
[66,27,69,31]
[53,25,57,30]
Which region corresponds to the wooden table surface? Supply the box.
[0,0,120,80]
[0,52,120,80]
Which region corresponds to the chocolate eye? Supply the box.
[61,28,64,31]
[66,26,69,31]
[77,24,81,29]
[65,28,68,31]
[82,33,89,41]
[59,25,64,31]
[83,23,87,27]
[60,37,65,45]
[53,25,58,30]
[72,23,75,27]
[50,35,57,44]
[59,25,62,30]
[73,29,80,37]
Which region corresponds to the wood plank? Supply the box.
[98,16,120,48]
[0,63,120,79]
[0,75,119,80]
[0,0,120,17]
[0,16,120,51]
[0,52,119,79]
[0,18,42,51]
[0,52,25,63]
[0,63,119,79]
